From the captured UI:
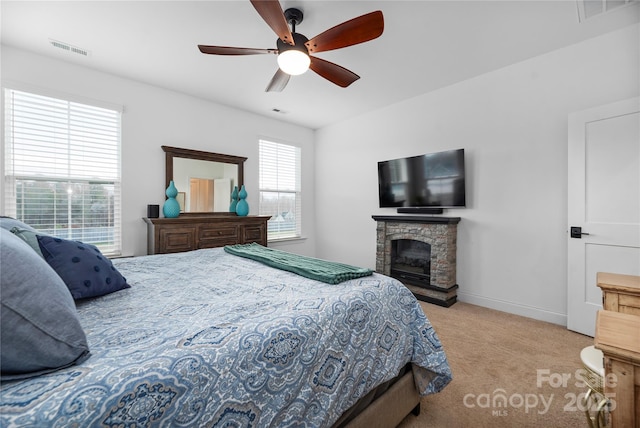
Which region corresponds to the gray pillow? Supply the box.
[0,229,91,380]
[0,216,36,232]
[10,226,45,258]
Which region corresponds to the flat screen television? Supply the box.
[378,148,466,208]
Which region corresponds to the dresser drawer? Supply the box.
[199,225,238,240]
[243,225,265,243]
[158,226,196,253]
[198,238,239,249]
[198,225,240,248]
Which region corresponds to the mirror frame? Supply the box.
[162,145,246,216]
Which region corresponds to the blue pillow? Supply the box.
[37,235,130,300]
[1,229,90,380]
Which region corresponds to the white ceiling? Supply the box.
[2,1,639,129]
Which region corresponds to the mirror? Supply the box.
[162,146,246,215]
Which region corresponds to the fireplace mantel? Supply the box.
[372,215,461,224]
[373,215,460,307]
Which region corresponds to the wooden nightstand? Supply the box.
[597,272,640,315]
[594,310,640,428]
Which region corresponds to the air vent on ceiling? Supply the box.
[576,0,639,22]
[49,39,90,57]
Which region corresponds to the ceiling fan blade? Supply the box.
[198,45,277,55]
[309,56,360,88]
[250,0,294,45]
[305,10,384,54]
[265,68,291,92]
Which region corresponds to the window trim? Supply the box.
[2,84,124,256]
[258,137,302,242]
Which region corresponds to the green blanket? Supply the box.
[224,243,373,284]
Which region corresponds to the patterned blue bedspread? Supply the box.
[0,248,451,427]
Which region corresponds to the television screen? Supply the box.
[378,148,465,208]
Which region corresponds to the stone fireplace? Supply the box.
[372,215,460,307]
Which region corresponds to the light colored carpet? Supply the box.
[398,301,594,427]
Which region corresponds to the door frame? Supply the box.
[567,97,640,336]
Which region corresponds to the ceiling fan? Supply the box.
[198,0,384,92]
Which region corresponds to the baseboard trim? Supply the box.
[456,291,567,326]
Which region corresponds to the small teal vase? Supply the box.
[235,185,249,216]
[163,180,180,218]
[229,185,238,213]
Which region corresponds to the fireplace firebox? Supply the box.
[390,239,431,286]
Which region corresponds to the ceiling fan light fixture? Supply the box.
[198,3,384,92]
[276,32,311,76]
[277,49,310,75]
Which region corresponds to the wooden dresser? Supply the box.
[143,215,270,255]
[595,272,640,428]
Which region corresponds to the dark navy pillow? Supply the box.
[37,235,130,300]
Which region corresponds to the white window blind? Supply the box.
[3,88,122,255]
[259,139,301,240]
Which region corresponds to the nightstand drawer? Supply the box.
[618,294,640,316]
[598,272,640,318]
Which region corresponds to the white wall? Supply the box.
[314,24,640,325]
[1,46,316,257]
[3,24,638,325]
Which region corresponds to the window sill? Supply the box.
[109,254,134,259]
[268,236,307,244]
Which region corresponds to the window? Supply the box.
[3,88,122,255]
[259,139,301,240]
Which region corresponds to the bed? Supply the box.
[0,222,452,427]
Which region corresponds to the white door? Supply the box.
[213,178,231,212]
[567,97,640,336]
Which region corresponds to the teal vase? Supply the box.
[235,185,249,216]
[229,185,238,213]
[163,180,180,218]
